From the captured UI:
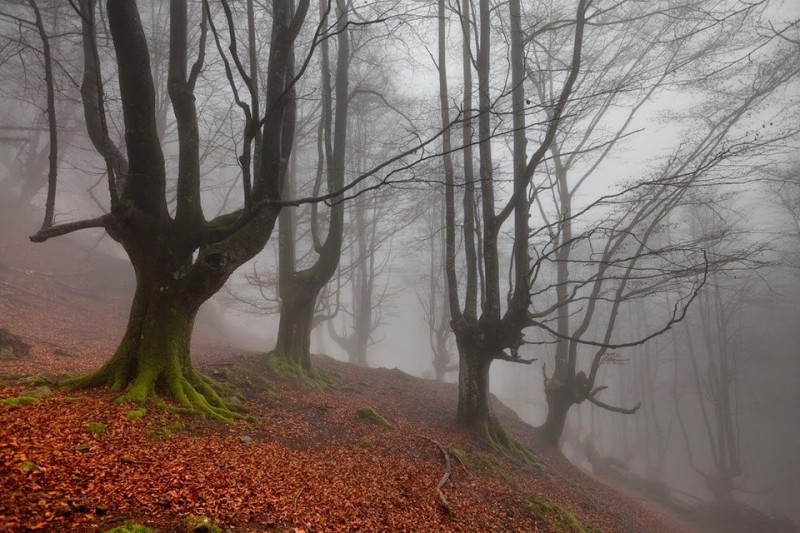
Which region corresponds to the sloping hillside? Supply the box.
[0,205,693,532]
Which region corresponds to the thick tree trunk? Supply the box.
[348,333,368,367]
[63,260,235,420]
[454,332,536,462]
[540,380,574,446]
[271,278,317,371]
[456,342,491,428]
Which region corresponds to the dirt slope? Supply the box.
[0,205,692,532]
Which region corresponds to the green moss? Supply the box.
[144,420,184,441]
[20,375,49,386]
[62,395,91,403]
[478,416,545,469]
[356,406,393,429]
[359,437,374,448]
[183,514,223,533]
[0,396,38,408]
[20,386,52,398]
[267,354,336,391]
[449,447,470,467]
[126,408,147,420]
[86,422,108,435]
[448,447,529,489]
[103,523,155,533]
[19,460,39,473]
[528,496,586,533]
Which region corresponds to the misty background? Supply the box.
[1,0,798,528]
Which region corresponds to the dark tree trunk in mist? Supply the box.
[273,276,317,371]
[455,338,490,427]
[541,377,575,445]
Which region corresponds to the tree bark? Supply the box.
[456,340,491,428]
[541,379,574,446]
[272,277,317,371]
[63,249,237,420]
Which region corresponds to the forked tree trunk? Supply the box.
[454,331,534,460]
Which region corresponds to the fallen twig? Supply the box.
[119,456,153,465]
[417,434,452,512]
[293,487,305,512]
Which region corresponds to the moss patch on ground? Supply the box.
[62,395,91,403]
[528,496,586,533]
[85,421,108,435]
[143,420,184,441]
[103,523,155,533]
[183,514,223,532]
[1,396,38,408]
[126,407,147,420]
[19,460,39,473]
[356,406,393,429]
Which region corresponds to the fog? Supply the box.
[1,0,799,531]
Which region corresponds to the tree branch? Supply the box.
[586,393,640,415]
[29,215,110,243]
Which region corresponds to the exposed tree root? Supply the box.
[480,416,543,468]
[61,361,243,423]
[417,434,453,513]
[267,352,336,391]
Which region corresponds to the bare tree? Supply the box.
[27,0,307,419]
[438,0,588,456]
[269,0,349,377]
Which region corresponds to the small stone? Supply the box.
[74,443,90,452]
[94,505,107,516]
[56,503,72,516]
[70,501,90,513]
[239,435,253,444]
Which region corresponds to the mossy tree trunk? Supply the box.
[64,240,253,420]
[271,276,317,371]
[452,320,535,461]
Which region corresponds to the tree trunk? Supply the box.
[271,277,317,371]
[63,258,235,420]
[541,380,574,446]
[348,331,368,367]
[456,341,491,428]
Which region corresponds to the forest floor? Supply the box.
[0,207,698,533]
